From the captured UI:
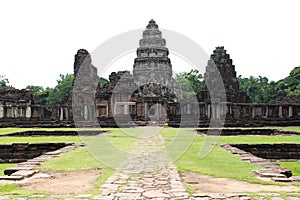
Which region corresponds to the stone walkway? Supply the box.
[97,127,190,200]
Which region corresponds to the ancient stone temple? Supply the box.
[0,19,300,127]
[86,20,178,126]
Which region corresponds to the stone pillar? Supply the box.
[60,107,64,120]
[25,107,31,118]
[96,106,99,117]
[187,104,190,115]
[124,104,128,115]
[156,103,159,120]
[252,106,255,118]
[113,104,117,115]
[289,106,293,117]
[216,104,221,119]
[144,103,148,117]
[265,106,268,118]
[279,106,283,118]
[12,107,18,118]
[207,104,211,119]
[84,105,88,120]
[0,105,3,118]
[64,107,69,120]
[19,108,23,117]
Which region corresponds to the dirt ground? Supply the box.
[20,170,300,195]
[21,169,101,194]
[181,172,300,193]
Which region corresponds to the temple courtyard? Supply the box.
[0,127,300,200]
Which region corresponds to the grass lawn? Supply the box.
[277,126,300,132]
[0,164,16,176]
[0,127,300,196]
[0,128,137,196]
[161,128,300,185]
[278,161,300,176]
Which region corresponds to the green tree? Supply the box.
[276,66,300,95]
[47,74,74,105]
[238,75,277,103]
[0,75,10,89]
[175,69,203,99]
[26,85,54,105]
[98,77,109,87]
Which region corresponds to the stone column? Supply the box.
[215,104,220,119]
[25,107,31,118]
[106,105,109,116]
[12,107,18,118]
[124,104,128,115]
[252,106,255,118]
[114,104,117,115]
[0,105,3,118]
[144,103,148,117]
[156,103,159,120]
[289,106,293,117]
[84,105,88,120]
[64,107,69,120]
[279,106,283,118]
[207,104,211,119]
[60,107,64,120]
[187,104,190,115]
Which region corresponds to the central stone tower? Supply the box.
[133,19,172,88]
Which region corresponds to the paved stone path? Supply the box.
[97,127,190,200]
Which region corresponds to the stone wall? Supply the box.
[231,144,300,160]
[0,142,71,163]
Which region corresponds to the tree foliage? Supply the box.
[27,75,109,105]
[47,74,74,105]
[276,66,300,95]
[98,77,109,87]
[26,85,54,105]
[238,75,277,103]
[0,75,10,89]
[175,69,203,99]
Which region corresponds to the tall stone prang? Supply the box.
[133,19,172,88]
[199,46,250,103]
[72,49,99,123]
[203,46,239,93]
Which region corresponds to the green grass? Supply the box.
[40,147,105,171]
[0,184,21,193]
[217,135,300,144]
[277,126,300,132]
[174,136,266,184]
[278,161,300,176]
[0,127,84,135]
[1,127,300,197]
[0,164,16,176]
[184,183,197,196]
[0,136,81,144]
[162,129,300,185]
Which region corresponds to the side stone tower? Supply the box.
[72,49,99,123]
[199,46,250,103]
[133,19,172,88]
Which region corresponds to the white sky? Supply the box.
[1,0,300,89]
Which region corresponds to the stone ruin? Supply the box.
[0,19,300,127]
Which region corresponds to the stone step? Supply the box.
[272,177,293,182]
[0,175,24,180]
[4,166,34,176]
[260,172,286,178]
[11,170,37,178]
